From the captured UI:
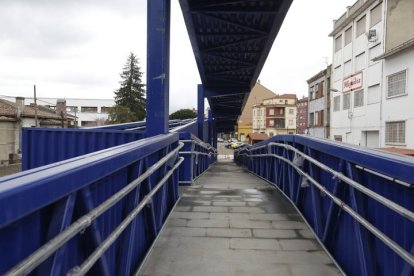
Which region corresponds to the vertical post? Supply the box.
[33,85,38,127]
[208,108,213,145]
[197,84,204,141]
[146,0,171,136]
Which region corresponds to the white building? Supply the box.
[330,0,414,149]
[373,0,414,149]
[330,0,385,147]
[3,96,115,127]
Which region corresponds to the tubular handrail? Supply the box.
[266,142,414,222]
[5,142,184,276]
[180,139,217,154]
[67,157,184,276]
[237,151,414,267]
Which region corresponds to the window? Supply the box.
[356,15,366,37]
[285,100,288,104]
[345,27,353,45]
[343,93,351,110]
[289,109,294,115]
[279,108,283,115]
[269,108,275,116]
[344,60,352,77]
[387,70,407,98]
[101,106,111,113]
[335,35,342,52]
[368,84,381,104]
[66,106,78,113]
[355,52,366,71]
[309,113,314,126]
[269,119,275,127]
[385,121,405,144]
[81,106,98,113]
[288,119,293,126]
[370,3,382,27]
[354,90,364,107]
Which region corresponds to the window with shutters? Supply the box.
[354,90,364,107]
[387,70,407,98]
[345,26,353,46]
[356,15,366,37]
[343,94,351,110]
[309,113,314,126]
[335,35,342,52]
[385,121,405,144]
[370,3,382,27]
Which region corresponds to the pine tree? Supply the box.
[114,52,146,121]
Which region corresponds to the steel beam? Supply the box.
[146,0,171,136]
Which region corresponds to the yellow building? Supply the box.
[237,82,276,142]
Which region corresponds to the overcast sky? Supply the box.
[0,0,356,112]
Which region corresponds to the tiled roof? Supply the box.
[263,94,297,101]
[0,99,63,120]
[246,133,269,141]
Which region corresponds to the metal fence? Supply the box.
[0,133,182,275]
[235,135,414,276]
[178,132,217,185]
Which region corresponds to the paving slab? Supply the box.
[139,161,341,275]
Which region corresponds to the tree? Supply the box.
[107,105,137,124]
[169,109,197,120]
[114,52,146,121]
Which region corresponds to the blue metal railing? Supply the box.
[0,133,182,275]
[235,135,414,276]
[177,132,217,185]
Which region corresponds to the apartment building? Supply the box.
[307,65,332,139]
[237,82,276,141]
[372,0,414,149]
[296,97,308,134]
[253,94,297,136]
[330,0,414,149]
[330,0,385,147]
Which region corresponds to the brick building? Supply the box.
[296,97,308,134]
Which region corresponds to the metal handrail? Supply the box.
[180,139,217,154]
[267,142,414,222]
[68,157,184,276]
[239,151,414,267]
[5,142,184,276]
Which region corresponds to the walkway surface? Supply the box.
[139,161,341,276]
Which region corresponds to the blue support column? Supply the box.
[208,108,213,145]
[146,0,171,136]
[197,84,204,140]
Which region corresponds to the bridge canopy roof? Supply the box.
[179,0,293,132]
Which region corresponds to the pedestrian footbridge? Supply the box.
[139,161,340,275]
[1,1,414,275]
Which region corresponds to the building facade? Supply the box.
[3,96,115,127]
[330,0,385,147]
[237,82,276,141]
[296,97,308,134]
[373,0,414,149]
[253,94,297,136]
[307,65,332,139]
[330,0,414,149]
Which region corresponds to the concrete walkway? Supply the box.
[139,161,341,276]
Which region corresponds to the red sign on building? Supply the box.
[343,71,363,93]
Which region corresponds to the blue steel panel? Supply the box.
[235,134,414,276]
[146,0,171,136]
[22,128,145,170]
[0,133,180,275]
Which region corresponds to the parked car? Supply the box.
[217,138,224,143]
[231,142,247,149]
[228,138,238,143]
